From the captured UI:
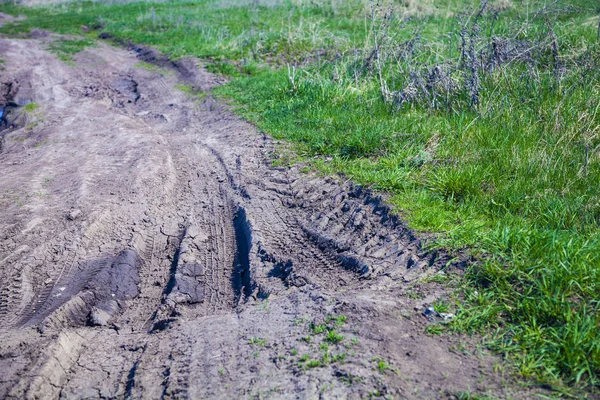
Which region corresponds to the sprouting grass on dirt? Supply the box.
[1,0,599,391]
[48,38,95,61]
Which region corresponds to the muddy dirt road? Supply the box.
[0,36,527,399]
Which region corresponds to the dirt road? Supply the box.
[0,35,524,399]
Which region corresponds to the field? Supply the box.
[0,0,599,396]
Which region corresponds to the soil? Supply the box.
[0,35,540,399]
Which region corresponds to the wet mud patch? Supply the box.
[0,82,23,136]
[232,207,253,304]
[110,76,140,106]
[0,76,42,154]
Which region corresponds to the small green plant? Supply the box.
[23,103,39,113]
[455,392,496,400]
[338,373,362,386]
[299,354,310,362]
[248,337,266,346]
[309,322,327,335]
[320,382,334,393]
[374,357,397,375]
[326,314,348,326]
[432,299,450,314]
[426,324,445,336]
[292,316,307,326]
[325,330,344,344]
[331,352,347,363]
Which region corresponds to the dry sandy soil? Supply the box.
[0,32,540,399]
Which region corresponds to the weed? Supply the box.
[325,330,344,344]
[455,392,496,400]
[331,352,347,363]
[248,337,266,346]
[309,322,327,335]
[320,382,334,393]
[23,103,39,113]
[338,373,362,385]
[423,272,452,284]
[47,39,95,62]
[292,316,307,326]
[432,299,450,314]
[426,324,445,336]
[325,314,348,326]
[374,357,397,375]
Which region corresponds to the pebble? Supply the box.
[67,209,82,221]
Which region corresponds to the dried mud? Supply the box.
[0,36,537,399]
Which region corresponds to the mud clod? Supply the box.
[67,209,82,221]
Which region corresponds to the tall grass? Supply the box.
[1,0,599,392]
[216,1,600,390]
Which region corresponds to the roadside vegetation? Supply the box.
[1,0,599,393]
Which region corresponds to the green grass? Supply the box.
[1,0,599,392]
[23,102,39,113]
[48,38,95,61]
[374,357,397,375]
[247,337,267,346]
[135,61,172,75]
